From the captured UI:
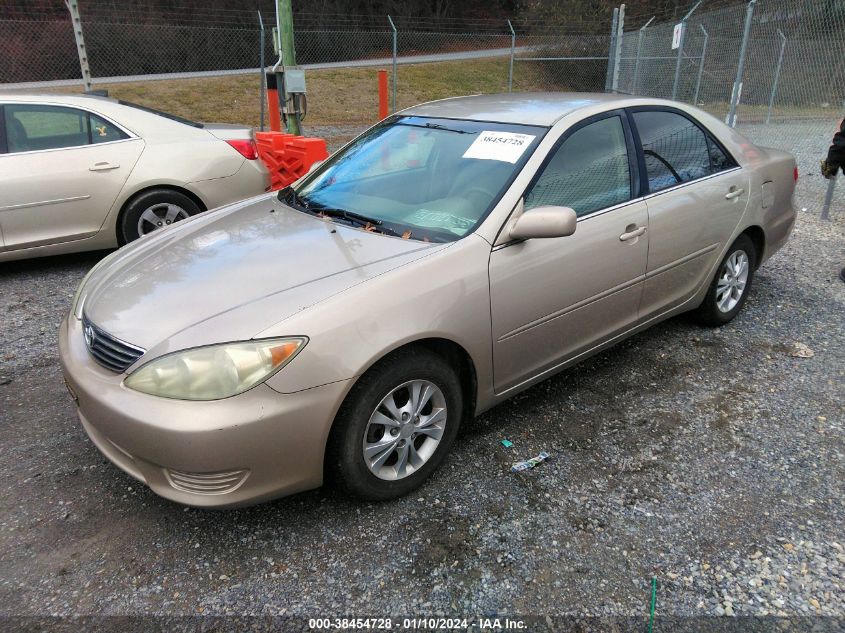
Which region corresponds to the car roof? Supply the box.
[0,92,205,138]
[400,92,635,126]
[0,92,117,106]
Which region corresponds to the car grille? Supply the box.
[164,468,250,495]
[82,314,145,373]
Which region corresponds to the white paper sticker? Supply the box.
[462,131,536,164]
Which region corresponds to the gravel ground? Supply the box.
[0,126,843,628]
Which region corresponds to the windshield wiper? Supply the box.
[398,121,473,135]
[310,206,404,237]
[424,122,473,134]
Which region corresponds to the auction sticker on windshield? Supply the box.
[462,131,536,163]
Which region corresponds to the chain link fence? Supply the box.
[0,0,841,211]
[512,34,612,93]
[0,9,80,84]
[0,2,610,142]
[615,0,844,215]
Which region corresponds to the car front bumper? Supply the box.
[59,314,351,508]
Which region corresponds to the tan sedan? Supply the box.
[0,93,269,261]
[59,93,796,507]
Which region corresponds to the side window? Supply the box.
[633,110,712,193]
[4,104,90,153]
[707,135,735,172]
[89,113,128,144]
[525,115,631,217]
[0,106,6,154]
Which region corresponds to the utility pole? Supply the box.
[276,0,302,135]
[66,0,92,91]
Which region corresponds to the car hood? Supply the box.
[83,196,445,352]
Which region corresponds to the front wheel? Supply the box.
[694,234,757,326]
[326,349,462,501]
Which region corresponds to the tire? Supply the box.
[694,234,757,326]
[118,189,201,245]
[326,348,463,501]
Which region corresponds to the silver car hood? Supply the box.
[83,197,444,352]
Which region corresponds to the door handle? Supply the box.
[89,162,120,172]
[619,226,647,241]
[725,187,744,200]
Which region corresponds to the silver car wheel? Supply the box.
[716,250,749,313]
[137,203,189,236]
[363,379,447,481]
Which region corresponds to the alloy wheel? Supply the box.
[137,203,189,236]
[362,380,447,481]
[716,250,749,313]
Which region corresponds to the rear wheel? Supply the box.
[326,348,462,501]
[118,189,201,244]
[694,234,756,326]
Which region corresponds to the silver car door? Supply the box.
[489,112,649,394]
[0,103,143,251]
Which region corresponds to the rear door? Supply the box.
[0,103,144,251]
[629,107,750,317]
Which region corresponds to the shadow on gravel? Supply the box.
[0,249,111,275]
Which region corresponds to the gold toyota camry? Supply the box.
[59,93,797,507]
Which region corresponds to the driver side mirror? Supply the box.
[509,204,577,240]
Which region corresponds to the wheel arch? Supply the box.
[322,337,479,470]
[740,225,766,270]
[358,337,477,425]
[115,184,208,244]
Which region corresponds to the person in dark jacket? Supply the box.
[822,118,845,281]
[821,117,845,179]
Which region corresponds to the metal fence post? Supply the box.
[632,16,654,95]
[672,0,701,101]
[258,10,266,131]
[65,0,92,91]
[507,19,515,92]
[388,15,397,113]
[821,173,838,220]
[612,4,625,93]
[605,7,619,92]
[693,24,708,104]
[727,0,756,128]
[766,29,787,125]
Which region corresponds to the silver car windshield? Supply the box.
[291,116,547,242]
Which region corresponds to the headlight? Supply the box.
[72,249,122,319]
[124,337,307,400]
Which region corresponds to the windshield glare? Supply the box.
[293,116,546,242]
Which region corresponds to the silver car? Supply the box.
[59,93,796,507]
[0,93,270,261]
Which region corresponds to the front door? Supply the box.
[489,112,649,394]
[0,103,144,250]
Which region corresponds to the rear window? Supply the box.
[117,100,203,128]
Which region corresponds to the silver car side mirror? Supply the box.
[509,205,577,240]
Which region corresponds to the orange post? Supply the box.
[377,69,389,120]
[266,72,282,132]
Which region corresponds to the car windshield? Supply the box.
[289,116,546,242]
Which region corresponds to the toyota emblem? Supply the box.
[84,324,96,348]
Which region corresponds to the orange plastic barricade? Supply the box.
[255,131,329,191]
